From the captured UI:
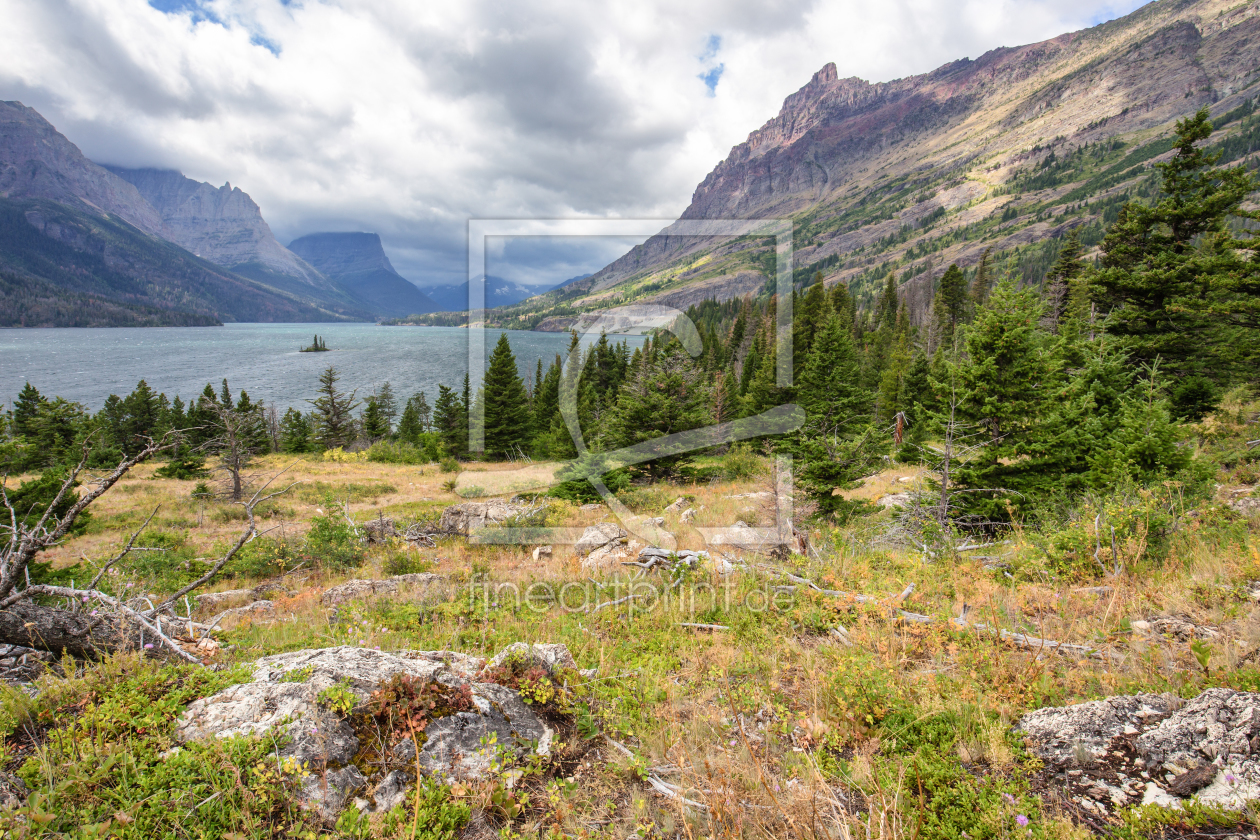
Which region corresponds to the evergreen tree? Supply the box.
[234,390,270,454]
[793,314,881,516]
[361,396,390,442]
[604,338,710,478]
[308,367,359,449]
[1043,229,1085,334]
[279,408,314,454]
[433,384,465,458]
[375,382,398,433]
[970,248,993,311]
[932,264,968,348]
[397,393,430,444]
[219,379,234,410]
[482,333,532,459]
[12,382,46,438]
[1089,108,1260,392]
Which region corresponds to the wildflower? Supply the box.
[90,611,98,617]
[144,644,154,650]
[1226,773,1237,784]
[1002,792,1015,804]
[1015,815,1028,827]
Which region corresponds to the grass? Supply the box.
[2,400,1259,838]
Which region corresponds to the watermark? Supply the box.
[467,573,798,617]
[462,218,801,550]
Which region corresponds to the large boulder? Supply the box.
[439,501,528,535]
[175,644,562,824]
[572,523,626,556]
[320,573,441,606]
[1019,688,1260,814]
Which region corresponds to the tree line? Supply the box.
[2,109,1256,526]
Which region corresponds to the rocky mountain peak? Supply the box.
[103,165,320,283]
[287,232,398,278]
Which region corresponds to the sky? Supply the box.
[0,0,1148,288]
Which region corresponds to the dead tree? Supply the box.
[0,437,294,661]
[206,402,264,502]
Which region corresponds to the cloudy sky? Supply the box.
[1,0,1146,287]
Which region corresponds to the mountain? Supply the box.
[0,101,366,324]
[287,232,438,318]
[423,276,557,312]
[102,166,321,283]
[0,101,168,238]
[480,0,1260,330]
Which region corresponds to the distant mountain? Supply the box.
[484,0,1260,331]
[0,101,365,324]
[287,232,438,319]
[102,166,322,283]
[0,196,339,323]
[423,276,555,312]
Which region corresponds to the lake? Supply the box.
[0,323,643,412]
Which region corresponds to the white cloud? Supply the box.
[0,0,1143,285]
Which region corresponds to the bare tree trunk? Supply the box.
[0,601,127,660]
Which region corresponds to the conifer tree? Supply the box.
[361,396,390,442]
[433,384,465,459]
[12,383,46,438]
[308,367,358,450]
[932,263,968,348]
[605,339,710,478]
[1089,108,1259,390]
[482,333,532,460]
[279,408,313,453]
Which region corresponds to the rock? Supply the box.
[1019,688,1260,813]
[1229,496,1260,517]
[362,516,399,544]
[209,600,275,627]
[876,493,914,509]
[438,501,527,536]
[418,683,551,781]
[680,508,696,523]
[486,642,579,676]
[646,517,665,527]
[366,770,412,813]
[532,545,553,562]
[573,523,627,556]
[579,503,604,512]
[581,540,636,572]
[194,588,256,610]
[301,765,368,823]
[320,574,441,606]
[664,498,686,513]
[1167,763,1217,796]
[0,771,28,811]
[175,644,552,824]
[1133,616,1219,641]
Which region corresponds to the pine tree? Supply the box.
[792,313,881,516]
[932,264,968,348]
[279,408,313,453]
[1089,108,1260,390]
[482,333,532,460]
[12,382,46,438]
[375,382,398,433]
[1043,229,1084,334]
[433,384,464,459]
[308,367,359,450]
[234,390,270,454]
[970,248,993,311]
[361,396,390,442]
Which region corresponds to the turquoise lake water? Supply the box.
[0,323,643,412]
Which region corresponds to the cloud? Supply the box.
[0,0,1134,286]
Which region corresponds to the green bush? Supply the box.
[720,443,766,480]
[304,505,366,571]
[366,435,443,465]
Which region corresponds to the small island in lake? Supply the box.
[300,334,330,352]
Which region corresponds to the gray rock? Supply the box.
[1019,688,1260,812]
[362,516,399,543]
[418,683,551,781]
[876,493,915,509]
[367,770,412,813]
[487,642,579,675]
[301,765,368,824]
[175,644,555,822]
[0,771,28,811]
[320,573,441,606]
[439,501,528,536]
[573,523,627,556]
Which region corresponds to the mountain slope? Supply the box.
[482,0,1260,330]
[423,276,556,312]
[0,101,168,238]
[102,165,323,283]
[287,232,438,318]
[0,196,345,323]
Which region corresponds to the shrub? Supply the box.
[366,437,442,465]
[304,504,366,570]
[720,442,766,480]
